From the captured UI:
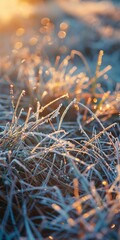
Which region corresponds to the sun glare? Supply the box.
[0,0,32,22]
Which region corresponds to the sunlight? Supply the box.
[0,0,32,22]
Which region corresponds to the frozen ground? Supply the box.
[0,2,120,239]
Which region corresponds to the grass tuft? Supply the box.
[0,47,120,239]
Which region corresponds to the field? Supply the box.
[0,0,120,239]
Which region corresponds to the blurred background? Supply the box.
[0,0,120,83]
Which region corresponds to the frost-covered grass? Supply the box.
[0,47,120,239]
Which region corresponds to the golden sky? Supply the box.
[0,0,32,22]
